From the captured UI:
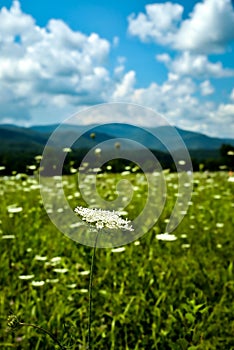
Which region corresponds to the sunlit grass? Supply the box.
[0,171,233,349]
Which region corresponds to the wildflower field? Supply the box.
[0,171,234,349]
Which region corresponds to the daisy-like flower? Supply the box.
[74,206,134,232]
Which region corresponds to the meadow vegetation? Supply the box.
[0,170,233,349]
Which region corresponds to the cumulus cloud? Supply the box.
[208,103,234,135]
[110,72,234,137]
[200,80,215,96]
[0,1,233,138]
[126,0,234,136]
[112,71,136,99]
[156,51,234,78]
[0,0,113,121]
[174,0,234,53]
[128,2,183,45]
[129,0,234,54]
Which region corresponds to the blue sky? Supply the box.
[0,0,234,137]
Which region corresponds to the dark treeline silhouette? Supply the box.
[0,144,233,175]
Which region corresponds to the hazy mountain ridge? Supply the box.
[0,123,233,152]
[0,123,233,174]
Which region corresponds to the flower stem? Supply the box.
[87,231,99,350]
[19,322,65,349]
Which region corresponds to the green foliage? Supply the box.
[0,171,233,349]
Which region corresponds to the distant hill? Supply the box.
[29,123,234,151]
[0,123,233,174]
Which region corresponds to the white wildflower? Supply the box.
[34,255,47,261]
[19,275,34,280]
[94,148,102,155]
[46,278,59,283]
[50,257,62,263]
[63,147,72,153]
[7,206,23,214]
[111,247,126,253]
[178,160,186,165]
[181,244,190,249]
[2,235,15,239]
[74,206,134,232]
[27,165,37,170]
[53,268,68,274]
[31,280,45,287]
[156,233,177,241]
[78,270,90,276]
[67,284,77,289]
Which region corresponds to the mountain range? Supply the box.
[1,122,233,150]
[0,123,233,173]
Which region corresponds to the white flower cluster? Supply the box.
[74,206,134,232]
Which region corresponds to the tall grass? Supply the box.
[0,171,233,349]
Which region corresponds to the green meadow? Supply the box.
[0,171,234,349]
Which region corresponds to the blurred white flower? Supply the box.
[67,284,77,289]
[50,257,62,264]
[181,244,190,249]
[2,235,15,239]
[156,233,177,241]
[63,147,72,153]
[19,275,34,280]
[111,247,126,253]
[34,255,47,261]
[178,160,186,165]
[31,280,45,287]
[78,270,90,275]
[213,195,221,199]
[27,165,37,170]
[7,206,23,214]
[46,278,59,283]
[94,148,102,155]
[53,268,68,274]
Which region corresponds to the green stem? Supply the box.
[19,322,65,349]
[87,231,99,350]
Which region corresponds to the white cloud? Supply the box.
[126,1,234,137]
[174,0,234,53]
[200,80,215,96]
[0,1,113,121]
[112,71,136,99]
[208,103,234,135]
[111,72,234,137]
[0,1,233,138]
[128,3,183,45]
[156,53,171,64]
[157,51,234,78]
[128,0,234,54]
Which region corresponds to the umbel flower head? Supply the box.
[7,314,21,331]
[74,206,134,232]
